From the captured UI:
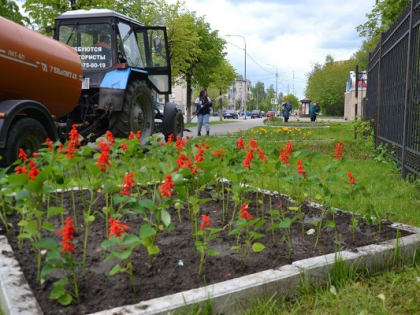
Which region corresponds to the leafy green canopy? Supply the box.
[0,0,29,25]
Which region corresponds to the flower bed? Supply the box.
[0,128,417,314]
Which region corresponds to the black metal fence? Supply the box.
[366,0,420,177]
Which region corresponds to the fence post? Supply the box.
[375,35,383,147]
[401,0,414,178]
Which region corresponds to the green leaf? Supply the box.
[146,245,160,256]
[121,234,140,246]
[35,238,59,250]
[252,242,265,253]
[15,190,31,200]
[47,207,64,218]
[207,249,220,256]
[139,224,156,239]
[288,206,299,211]
[326,220,336,228]
[109,264,124,276]
[278,218,292,229]
[57,293,72,306]
[42,221,55,232]
[50,278,68,299]
[161,210,171,227]
[101,237,119,250]
[24,220,37,235]
[7,174,28,185]
[113,249,132,260]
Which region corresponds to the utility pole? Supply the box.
[292,71,295,96]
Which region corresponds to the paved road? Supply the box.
[184,117,265,137]
[184,116,346,137]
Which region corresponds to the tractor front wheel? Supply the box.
[163,102,184,140]
[109,81,154,145]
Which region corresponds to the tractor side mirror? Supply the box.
[153,37,162,53]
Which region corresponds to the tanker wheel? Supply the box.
[0,118,47,166]
[163,102,184,140]
[109,81,154,145]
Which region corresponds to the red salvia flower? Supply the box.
[57,143,63,154]
[236,137,245,150]
[96,140,111,173]
[108,217,129,238]
[279,147,289,165]
[32,152,39,158]
[239,203,253,220]
[158,174,174,197]
[175,136,187,151]
[65,124,81,159]
[249,138,258,150]
[128,131,135,140]
[45,138,54,152]
[256,147,267,163]
[136,130,141,140]
[212,148,226,158]
[243,149,254,168]
[297,160,306,178]
[286,140,293,156]
[333,141,344,160]
[15,165,27,174]
[57,216,76,254]
[28,161,40,180]
[195,147,204,163]
[18,148,27,162]
[121,172,136,196]
[347,171,355,185]
[167,133,174,144]
[105,130,115,145]
[120,141,128,151]
[200,214,211,230]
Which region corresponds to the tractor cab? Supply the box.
[54,9,171,94]
[53,9,183,142]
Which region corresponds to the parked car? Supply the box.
[224,109,238,119]
[251,110,262,119]
[261,111,266,117]
[266,111,275,118]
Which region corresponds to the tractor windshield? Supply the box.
[59,24,112,70]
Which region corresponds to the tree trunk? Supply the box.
[186,74,192,123]
[218,89,223,121]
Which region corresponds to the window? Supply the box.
[59,24,112,70]
[118,22,144,67]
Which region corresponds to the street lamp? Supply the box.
[266,63,278,111]
[226,34,247,119]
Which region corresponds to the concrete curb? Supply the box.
[0,235,42,315]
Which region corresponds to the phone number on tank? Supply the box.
[83,63,107,69]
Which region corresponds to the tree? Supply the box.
[181,15,226,122]
[1,0,29,25]
[249,81,266,111]
[209,58,236,120]
[305,56,356,116]
[356,0,410,40]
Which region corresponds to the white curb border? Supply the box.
[0,191,419,314]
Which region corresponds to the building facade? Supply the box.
[344,71,367,120]
[228,78,251,111]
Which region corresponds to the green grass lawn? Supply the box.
[192,121,420,314]
[185,120,239,128]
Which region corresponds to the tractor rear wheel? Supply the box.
[109,81,154,145]
[0,117,47,166]
[163,102,184,140]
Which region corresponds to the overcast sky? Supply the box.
[175,0,375,98]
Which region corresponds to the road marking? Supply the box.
[0,52,38,68]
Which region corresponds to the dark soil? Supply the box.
[0,188,410,315]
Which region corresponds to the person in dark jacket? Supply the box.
[309,102,321,122]
[282,102,292,122]
[194,89,212,136]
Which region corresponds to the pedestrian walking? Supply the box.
[282,102,292,122]
[310,102,321,122]
[194,89,212,136]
